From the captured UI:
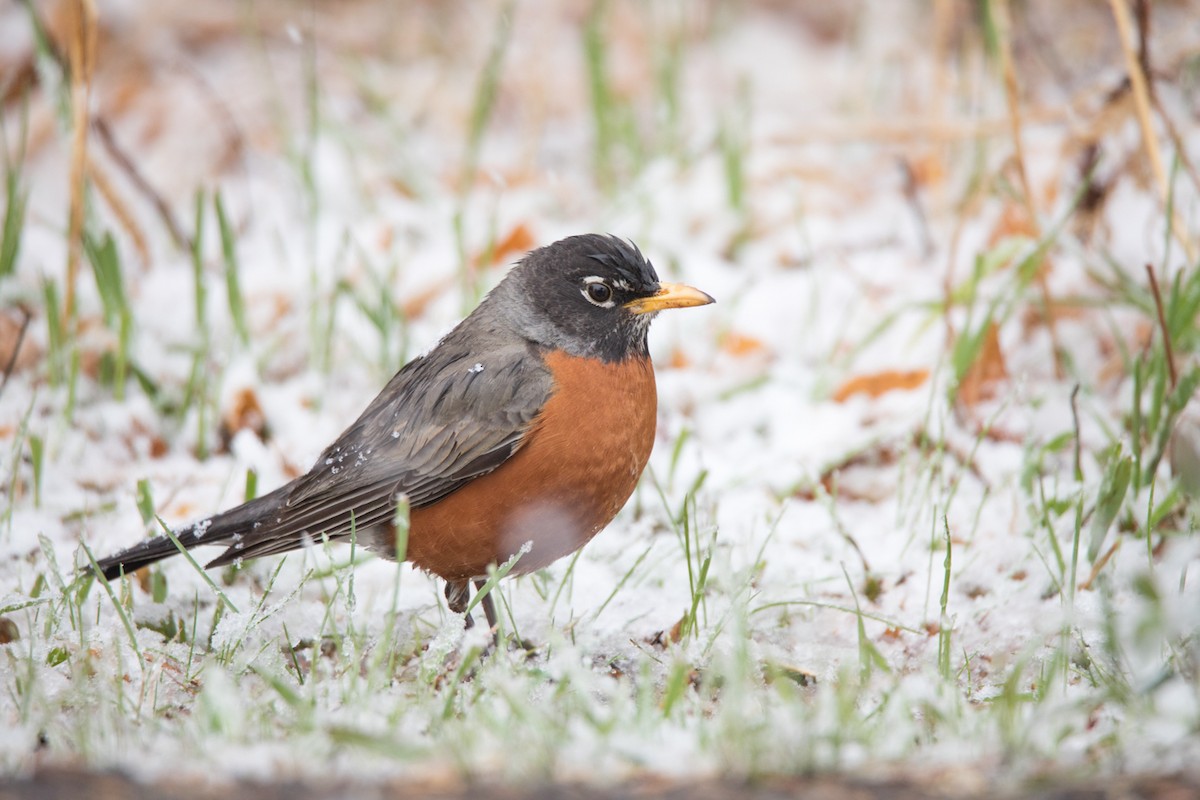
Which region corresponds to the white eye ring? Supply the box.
[581,276,616,307]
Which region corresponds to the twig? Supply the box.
[64,0,97,333]
[1132,0,1200,199]
[21,0,193,253]
[1134,0,1151,84]
[1078,538,1122,592]
[1019,2,1076,91]
[91,116,190,251]
[899,158,934,259]
[1108,0,1197,262]
[993,0,1036,222]
[769,107,1071,146]
[169,58,249,184]
[993,0,1065,379]
[1149,93,1200,199]
[86,155,150,265]
[0,306,32,400]
[1145,263,1177,389]
[1109,0,1164,189]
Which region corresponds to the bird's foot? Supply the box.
[444,580,475,629]
[444,579,538,653]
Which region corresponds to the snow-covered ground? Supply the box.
[1,0,1198,787]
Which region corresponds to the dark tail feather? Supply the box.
[94,486,290,581]
[95,535,187,581]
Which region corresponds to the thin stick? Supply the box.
[20,1,193,253]
[87,156,150,266]
[92,116,190,251]
[770,109,1071,147]
[1144,263,1177,389]
[1108,0,1196,262]
[64,0,97,332]
[993,0,1065,378]
[1110,0,1165,191]
[993,0,1036,223]
[899,158,934,258]
[1078,538,1122,592]
[1150,93,1200,199]
[0,306,32,399]
[1134,0,1151,79]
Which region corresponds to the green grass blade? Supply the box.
[214,191,249,346]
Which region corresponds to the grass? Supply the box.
[1,0,1198,789]
[584,0,694,194]
[185,190,214,459]
[0,107,28,279]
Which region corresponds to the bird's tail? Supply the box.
[93,486,289,581]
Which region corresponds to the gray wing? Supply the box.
[205,336,552,566]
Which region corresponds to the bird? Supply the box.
[94,234,714,631]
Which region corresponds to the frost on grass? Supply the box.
[1,0,1199,788]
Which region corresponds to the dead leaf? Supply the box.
[762,661,817,686]
[473,222,535,268]
[0,617,18,645]
[668,614,686,644]
[719,331,769,359]
[908,150,946,187]
[127,418,168,459]
[668,348,691,370]
[833,369,929,402]
[218,387,269,451]
[0,309,40,376]
[987,203,1037,247]
[1020,296,1085,332]
[957,323,1007,406]
[401,277,456,320]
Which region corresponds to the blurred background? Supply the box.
[1,0,1199,792]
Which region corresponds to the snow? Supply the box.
[1,0,1198,788]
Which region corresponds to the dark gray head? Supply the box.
[486,234,713,362]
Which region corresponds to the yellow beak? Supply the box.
[623,282,715,315]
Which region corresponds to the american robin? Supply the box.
[94,234,713,630]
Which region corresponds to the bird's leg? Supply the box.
[444,580,474,629]
[474,579,499,631]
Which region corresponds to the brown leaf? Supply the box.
[668,348,692,370]
[987,203,1037,247]
[218,387,269,451]
[833,369,929,402]
[720,331,770,359]
[668,613,688,644]
[0,617,18,645]
[127,418,168,459]
[908,151,946,187]
[957,323,1007,406]
[473,222,535,268]
[401,276,455,320]
[0,309,40,376]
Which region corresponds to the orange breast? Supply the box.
[404,351,658,580]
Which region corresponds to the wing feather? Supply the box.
[203,336,552,565]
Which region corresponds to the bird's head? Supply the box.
[494,234,714,362]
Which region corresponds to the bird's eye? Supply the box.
[582,278,614,306]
